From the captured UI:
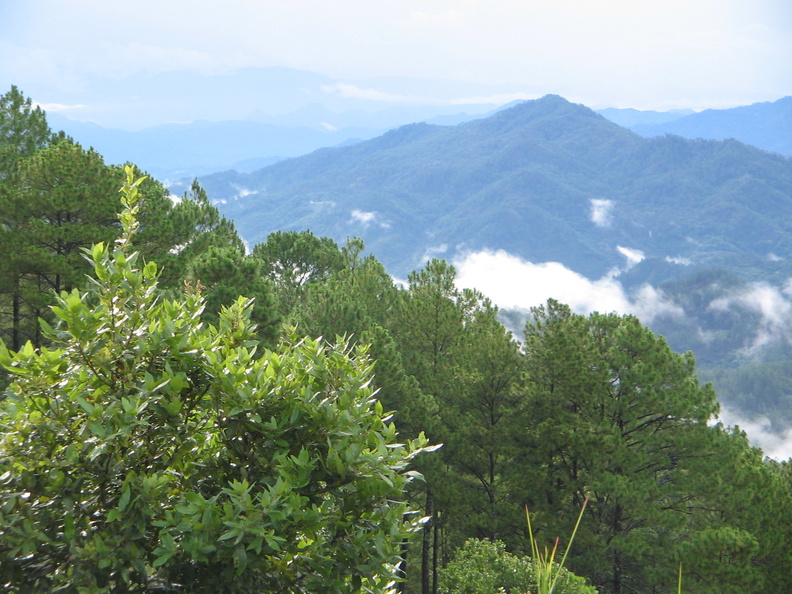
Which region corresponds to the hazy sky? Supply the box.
[2,0,791,112]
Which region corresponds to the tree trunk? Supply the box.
[396,540,409,593]
[612,504,623,594]
[11,289,20,351]
[432,509,439,594]
[422,489,433,594]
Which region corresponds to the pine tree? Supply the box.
[0,86,52,350]
[517,300,721,592]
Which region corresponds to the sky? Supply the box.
[1,0,791,116]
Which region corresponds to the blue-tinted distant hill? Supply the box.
[601,97,792,157]
[596,107,694,128]
[46,113,385,180]
[33,66,520,178]
[196,95,792,285]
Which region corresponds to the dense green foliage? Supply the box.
[516,301,781,592]
[0,87,276,356]
[0,169,432,592]
[0,86,54,352]
[438,538,595,594]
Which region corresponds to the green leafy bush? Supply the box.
[0,168,434,592]
[438,538,595,594]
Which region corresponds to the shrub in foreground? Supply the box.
[439,538,595,594]
[0,169,433,592]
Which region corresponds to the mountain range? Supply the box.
[36,67,789,181]
[194,95,792,287]
[32,67,520,179]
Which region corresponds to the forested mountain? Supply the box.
[605,96,792,157]
[198,94,792,285]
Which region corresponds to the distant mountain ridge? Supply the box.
[196,95,792,286]
[47,113,385,180]
[37,63,788,180]
[29,66,523,178]
[600,96,792,157]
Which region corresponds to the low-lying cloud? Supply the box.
[453,248,676,323]
[710,282,792,356]
[666,255,692,265]
[718,405,792,461]
[590,198,614,227]
[231,184,257,199]
[322,83,420,103]
[616,245,644,269]
[452,249,792,353]
[421,243,449,264]
[350,209,390,229]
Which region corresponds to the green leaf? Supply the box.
[118,486,131,512]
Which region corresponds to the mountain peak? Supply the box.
[485,94,604,125]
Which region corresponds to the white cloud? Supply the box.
[351,210,376,225]
[454,249,631,315]
[629,284,686,324]
[709,282,792,355]
[453,248,684,325]
[322,83,416,103]
[603,245,645,280]
[590,199,614,227]
[350,209,390,229]
[231,184,257,199]
[718,405,792,461]
[666,255,693,265]
[421,244,449,263]
[320,121,338,132]
[34,102,87,113]
[616,245,645,267]
[768,252,784,262]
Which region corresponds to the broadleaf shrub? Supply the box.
[0,168,433,593]
[439,538,595,594]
